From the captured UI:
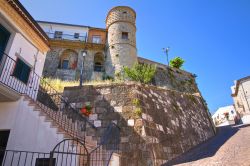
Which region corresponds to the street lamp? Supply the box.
[79,51,87,87]
[163,47,170,66]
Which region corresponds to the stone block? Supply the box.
[114,106,122,112]
[163,147,172,153]
[135,119,143,127]
[95,95,104,101]
[156,124,164,132]
[112,120,117,124]
[95,107,107,113]
[142,113,153,122]
[98,88,111,95]
[89,114,98,121]
[75,102,83,108]
[94,120,102,127]
[110,100,116,106]
[128,119,135,126]
[121,137,129,143]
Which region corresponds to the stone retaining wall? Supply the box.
[63,83,215,166]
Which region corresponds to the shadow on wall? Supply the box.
[63,85,155,166]
[164,124,250,166]
[63,83,215,166]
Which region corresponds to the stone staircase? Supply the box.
[23,95,97,150]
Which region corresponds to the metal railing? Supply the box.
[0,149,50,166]
[0,51,121,165]
[0,124,120,166]
[46,32,87,42]
[0,51,96,141]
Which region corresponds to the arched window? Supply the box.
[59,49,78,69]
[94,52,104,72]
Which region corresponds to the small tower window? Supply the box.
[122,32,128,39]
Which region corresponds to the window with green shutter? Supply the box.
[13,59,31,84]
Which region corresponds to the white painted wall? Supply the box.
[212,105,237,126]
[231,77,250,115]
[0,97,65,152]
[0,15,46,76]
[38,22,88,40]
[240,80,250,113]
[0,12,47,100]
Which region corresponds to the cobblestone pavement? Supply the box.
[165,124,250,166]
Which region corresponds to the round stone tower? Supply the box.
[105,6,137,76]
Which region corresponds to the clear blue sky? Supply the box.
[20,0,250,114]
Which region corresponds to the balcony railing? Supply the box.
[0,51,96,139]
[0,52,40,100]
[46,32,87,42]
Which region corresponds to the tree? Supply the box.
[169,57,185,69]
[123,63,156,84]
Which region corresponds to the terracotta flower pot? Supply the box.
[81,108,91,116]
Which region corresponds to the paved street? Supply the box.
[165,124,250,166]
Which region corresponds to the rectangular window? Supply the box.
[74,33,79,39]
[122,32,128,39]
[35,158,55,166]
[0,24,11,61]
[62,60,69,69]
[92,36,101,44]
[54,31,63,39]
[13,59,31,84]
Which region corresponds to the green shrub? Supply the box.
[102,73,114,81]
[123,63,156,84]
[169,57,185,69]
[132,98,140,106]
[134,107,142,117]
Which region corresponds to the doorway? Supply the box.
[0,130,10,165]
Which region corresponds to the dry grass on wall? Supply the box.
[43,78,123,92]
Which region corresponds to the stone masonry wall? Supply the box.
[63,83,215,166]
[138,57,199,94]
[153,67,198,94]
[106,6,137,76]
[43,47,105,81]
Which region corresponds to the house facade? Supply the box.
[0,2,120,165]
[231,76,250,124]
[39,6,138,81]
[38,20,107,81]
[212,105,237,126]
[0,1,75,165]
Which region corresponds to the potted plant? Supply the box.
[224,112,229,120]
[81,102,92,116]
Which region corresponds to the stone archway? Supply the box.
[59,49,78,70]
[93,52,104,72]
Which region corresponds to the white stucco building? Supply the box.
[0,1,70,165]
[212,105,237,126]
[231,76,250,124]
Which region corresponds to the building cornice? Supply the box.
[49,40,105,51]
[0,0,49,53]
[232,76,250,96]
[37,20,106,31]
